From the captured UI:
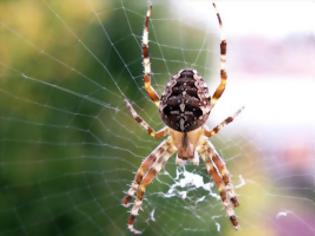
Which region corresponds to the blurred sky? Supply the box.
[171,0,315,38]
[171,0,315,133]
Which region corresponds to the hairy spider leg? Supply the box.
[121,138,172,207]
[142,4,160,107]
[124,99,168,139]
[121,152,157,208]
[205,140,239,208]
[204,106,244,138]
[198,140,239,229]
[127,138,176,234]
[210,1,228,108]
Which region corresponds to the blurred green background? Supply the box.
[1,0,314,236]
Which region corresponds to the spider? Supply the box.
[122,1,244,234]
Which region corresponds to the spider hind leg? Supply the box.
[210,1,229,109]
[142,4,160,107]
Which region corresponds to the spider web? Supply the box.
[0,0,315,236]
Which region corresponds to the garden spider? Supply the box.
[122,1,243,234]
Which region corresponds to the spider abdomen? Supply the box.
[160,69,211,132]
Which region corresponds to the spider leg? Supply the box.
[203,106,244,138]
[210,1,228,109]
[121,150,156,208]
[121,138,172,207]
[206,140,239,208]
[198,139,240,229]
[204,141,239,207]
[142,3,160,107]
[127,138,176,234]
[125,99,168,139]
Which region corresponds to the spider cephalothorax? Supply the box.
[122,1,244,234]
[160,69,211,132]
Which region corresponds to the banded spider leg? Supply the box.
[198,139,240,229]
[142,4,160,107]
[210,1,228,109]
[123,138,176,234]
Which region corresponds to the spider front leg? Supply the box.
[198,139,240,229]
[121,138,172,207]
[121,151,157,208]
[125,138,176,234]
[142,3,160,107]
[201,107,244,208]
[205,140,239,208]
[125,99,168,139]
